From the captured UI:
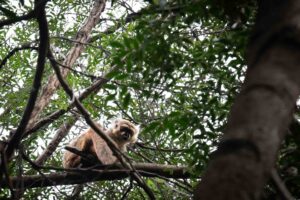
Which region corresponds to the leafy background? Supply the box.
[0,0,299,199]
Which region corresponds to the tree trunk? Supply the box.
[194,1,300,199]
[27,0,106,130]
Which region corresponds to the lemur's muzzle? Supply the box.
[120,127,133,141]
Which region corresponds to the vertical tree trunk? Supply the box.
[27,0,106,130]
[194,1,300,199]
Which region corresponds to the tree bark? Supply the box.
[194,1,300,199]
[26,0,106,130]
[34,117,78,166]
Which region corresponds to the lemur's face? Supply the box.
[111,119,139,144]
[119,126,134,141]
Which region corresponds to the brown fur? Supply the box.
[63,119,138,168]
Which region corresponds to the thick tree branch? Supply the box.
[22,66,115,138]
[0,163,190,189]
[194,1,300,199]
[0,0,49,28]
[26,0,106,131]
[4,1,49,160]
[0,142,14,198]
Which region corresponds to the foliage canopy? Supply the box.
[1,0,299,199]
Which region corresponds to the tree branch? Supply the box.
[0,44,38,70]
[0,0,49,28]
[34,117,78,166]
[0,11,35,28]
[22,65,115,138]
[0,163,191,189]
[194,1,300,199]
[4,1,49,160]
[26,0,106,131]
[271,169,294,200]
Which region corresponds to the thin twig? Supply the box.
[136,142,187,152]
[120,178,134,200]
[0,44,38,70]
[271,169,295,200]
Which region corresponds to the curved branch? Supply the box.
[5,2,49,160]
[0,44,38,70]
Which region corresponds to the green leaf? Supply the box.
[169,111,182,118]
[122,93,131,109]
[128,82,141,90]
[104,84,117,90]
[105,94,116,102]
[105,70,119,79]
[110,41,124,49]
[115,73,128,80]
[123,36,132,49]
[142,121,160,133]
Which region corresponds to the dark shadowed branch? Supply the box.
[4,0,49,160]
[0,44,38,70]
[0,11,35,28]
[0,0,50,28]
